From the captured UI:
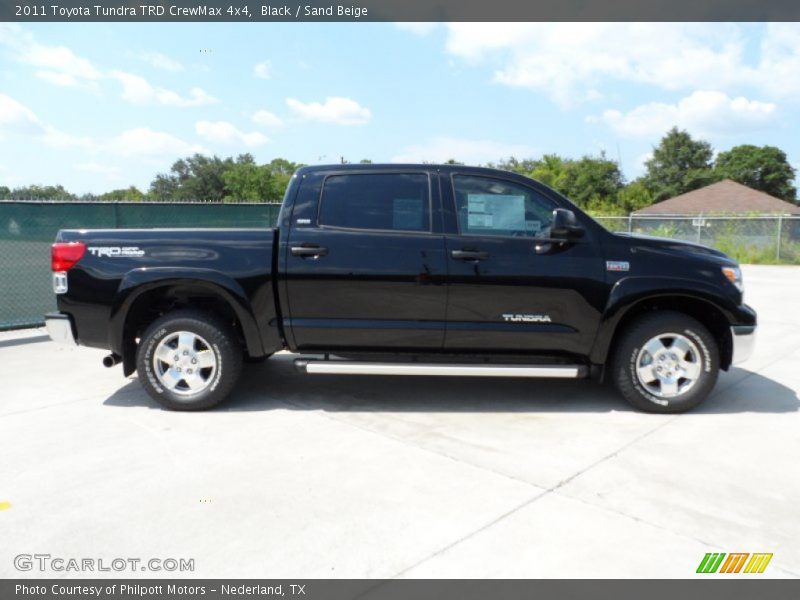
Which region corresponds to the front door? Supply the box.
[442,173,605,356]
[284,170,448,352]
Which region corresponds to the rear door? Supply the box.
[283,169,448,351]
[441,172,606,356]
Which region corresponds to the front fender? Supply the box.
[109,267,265,361]
[589,276,744,365]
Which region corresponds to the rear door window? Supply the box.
[319,173,430,232]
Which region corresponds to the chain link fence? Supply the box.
[593,215,800,265]
[0,200,281,330]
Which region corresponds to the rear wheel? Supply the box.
[137,310,243,410]
[612,311,719,413]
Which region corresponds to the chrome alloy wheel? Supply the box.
[153,331,217,396]
[635,332,702,399]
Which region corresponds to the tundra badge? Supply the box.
[502,314,552,323]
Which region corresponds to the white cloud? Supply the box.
[106,128,204,158]
[40,126,96,151]
[0,95,94,150]
[27,46,103,88]
[392,136,535,164]
[195,121,269,147]
[395,23,438,36]
[286,96,371,125]
[251,110,283,127]
[757,23,800,98]
[35,71,85,88]
[592,90,777,138]
[0,24,102,90]
[253,60,272,80]
[110,70,218,107]
[36,125,197,159]
[0,92,201,159]
[442,23,800,107]
[0,94,44,134]
[134,51,184,72]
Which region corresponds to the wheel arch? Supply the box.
[110,269,264,376]
[591,286,735,378]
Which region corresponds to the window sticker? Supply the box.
[525,220,542,233]
[466,194,526,231]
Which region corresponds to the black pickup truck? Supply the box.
[46,164,756,413]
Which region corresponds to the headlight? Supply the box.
[722,266,744,293]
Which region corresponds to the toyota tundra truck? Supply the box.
[45,164,756,413]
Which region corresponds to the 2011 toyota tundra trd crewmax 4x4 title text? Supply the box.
[45,164,756,413]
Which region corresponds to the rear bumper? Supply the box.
[731,325,756,365]
[45,312,77,346]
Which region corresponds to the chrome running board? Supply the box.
[294,360,586,378]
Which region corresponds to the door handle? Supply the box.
[291,245,328,257]
[451,250,489,261]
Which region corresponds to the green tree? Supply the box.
[267,157,301,177]
[223,162,276,201]
[148,173,178,201]
[99,186,145,201]
[483,154,625,210]
[486,157,539,176]
[530,154,571,192]
[561,153,624,209]
[644,128,718,202]
[0,185,10,198]
[149,154,235,201]
[10,184,75,200]
[714,144,797,202]
[266,158,303,200]
[616,180,655,213]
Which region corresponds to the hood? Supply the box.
[614,232,736,265]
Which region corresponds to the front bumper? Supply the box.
[45,312,77,346]
[731,325,756,365]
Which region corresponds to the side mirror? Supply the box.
[551,208,584,240]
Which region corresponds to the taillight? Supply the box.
[51,241,86,272]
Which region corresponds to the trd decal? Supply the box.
[88,247,145,258]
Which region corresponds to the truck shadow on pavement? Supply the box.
[104,353,799,415]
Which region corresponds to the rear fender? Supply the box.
[110,268,264,373]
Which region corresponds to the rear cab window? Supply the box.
[318,173,431,232]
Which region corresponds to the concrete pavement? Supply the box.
[1,265,798,578]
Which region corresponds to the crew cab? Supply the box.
[45,164,756,413]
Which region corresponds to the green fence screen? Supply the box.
[0,201,281,330]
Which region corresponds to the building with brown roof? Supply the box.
[633,179,800,216]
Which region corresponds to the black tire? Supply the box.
[612,311,719,414]
[136,310,243,411]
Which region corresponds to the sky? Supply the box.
[0,22,799,194]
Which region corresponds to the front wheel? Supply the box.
[612,311,719,413]
[137,310,243,411]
